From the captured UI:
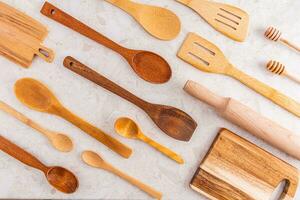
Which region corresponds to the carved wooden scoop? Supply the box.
[104,0,181,40]
[0,135,78,193]
[41,2,171,84]
[63,56,197,142]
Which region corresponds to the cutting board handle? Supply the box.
[35,44,54,63]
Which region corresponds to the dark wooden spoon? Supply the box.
[63,56,197,141]
[0,135,78,193]
[41,2,172,84]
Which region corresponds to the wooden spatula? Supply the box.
[178,32,300,118]
[0,2,54,67]
[176,0,249,42]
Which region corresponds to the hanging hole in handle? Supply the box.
[39,48,50,58]
[69,62,73,67]
[50,9,56,15]
[270,179,289,200]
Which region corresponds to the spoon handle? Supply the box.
[63,56,150,110]
[40,2,128,57]
[139,134,184,164]
[105,0,138,17]
[105,162,162,199]
[0,135,48,172]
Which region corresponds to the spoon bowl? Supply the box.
[114,117,140,139]
[46,166,78,194]
[82,151,105,169]
[50,133,73,152]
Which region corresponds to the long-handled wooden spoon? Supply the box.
[0,101,73,152]
[41,2,171,84]
[0,134,78,193]
[114,117,184,164]
[82,150,162,199]
[266,60,300,84]
[63,56,197,142]
[14,78,132,158]
[104,0,181,40]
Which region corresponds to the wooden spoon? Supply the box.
[0,135,78,193]
[104,0,181,40]
[81,150,162,199]
[14,78,132,158]
[0,101,73,152]
[63,56,197,142]
[41,2,172,84]
[115,117,184,164]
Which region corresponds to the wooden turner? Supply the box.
[176,0,249,42]
[178,32,300,118]
[0,2,54,67]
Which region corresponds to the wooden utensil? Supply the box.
[104,0,180,40]
[40,2,171,84]
[176,0,249,42]
[184,80,300,159]
[265,27,300,52]
[0,101,73,152]
[114,117,184,164]
[178,32,300,118]
[82,150,162,199]
[0,1,54,67]
[63,56,197,142]
[266,60,300,84]
[190,128,299,200]
[14,78,132,159]
[0,135,78,193]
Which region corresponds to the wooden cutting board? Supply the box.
[0,2,54,67]
[190,128,300,200]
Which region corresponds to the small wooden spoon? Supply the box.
[115,117,184,164]
[0,101,73,152]
[41,2,172,84]
[14,78,132,158]
[105,0,181,40]
[0,135,78,193]
[82,151,162,199]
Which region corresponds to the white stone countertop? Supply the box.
[0,0,300,199]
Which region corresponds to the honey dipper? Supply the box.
[266,60,300,84]
[265,27,300,52]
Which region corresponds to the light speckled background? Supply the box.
[0,0,300,199]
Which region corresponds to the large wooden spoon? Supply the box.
[82,150,162,199]
[14,78,132,158]
[104,0,181,40]
[63,56,197,142]
[0,101,73,152]
[0,135,78,193]
[41,2,171,84]
[115,117,184,164]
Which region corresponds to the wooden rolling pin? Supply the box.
[184,80,300,160]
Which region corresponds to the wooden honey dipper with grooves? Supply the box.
[265,27,300,52]
[266,60,300,84]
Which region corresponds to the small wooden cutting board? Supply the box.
[190,128,300,200]
[0,2,54,67]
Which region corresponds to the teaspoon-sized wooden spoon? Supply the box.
[82,151,162,199]
[41,2,172,84]
[0,135,78,193]
[0,101,73,152]
[115,117,184,164]
[14,78,132,159]
[104,0,181,40]
[63,56,197,142]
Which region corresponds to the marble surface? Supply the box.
[0,0,300,199]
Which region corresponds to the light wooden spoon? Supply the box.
[0,101,73,152]
[105,0,181,40]
[114,117,184,164]
[82,151,162,199]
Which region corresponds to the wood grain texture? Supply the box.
[105,0,181,40]
[176,0,249,42]
[14,78,132,159]
[0,2,54,67]
[184,80,300,160]
[41,2,171,84]
[190,128,300,200]
[178,32,300,118]
[63,56,197,142]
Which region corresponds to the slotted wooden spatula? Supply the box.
[176,0,249,42]
[178,32,300,118]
